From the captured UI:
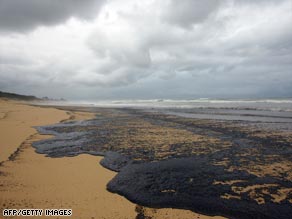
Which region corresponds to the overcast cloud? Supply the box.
[0,0,291,100]
[0,0,105,32]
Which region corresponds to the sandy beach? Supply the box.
[0,99,137,218]
[0,99,225,219]
[29,104,292,218]
[0,99,68,163]
[1,0,291,217]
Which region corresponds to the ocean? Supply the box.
[72,98,292,124]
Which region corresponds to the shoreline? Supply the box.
[0,99,137,218]
[0,99,225,219]
[31,105,292,219]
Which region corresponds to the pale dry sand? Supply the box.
[0,134,136,219]
[0,99,228,219]
[0,99,68,163]
[0,99,137,218]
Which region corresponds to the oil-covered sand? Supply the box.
[33,107,292,219]
[0,100,137,219]
[0,100,221,219]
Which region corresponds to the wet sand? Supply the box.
[0,99,224,219]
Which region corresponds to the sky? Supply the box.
[0,0,291,100]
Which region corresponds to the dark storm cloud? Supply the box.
[0,0,105,32]
[0,0,291,99]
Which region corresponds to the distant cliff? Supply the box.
[0,91,40,101]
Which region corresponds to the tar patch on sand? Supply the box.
[33,108,292,219]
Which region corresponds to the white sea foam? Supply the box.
[36,98,292,112]
[81,98,292,112]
